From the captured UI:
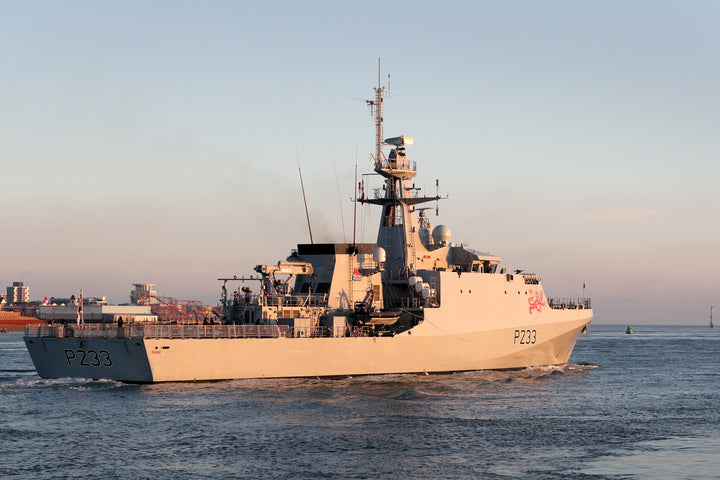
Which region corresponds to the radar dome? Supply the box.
[373,247,387,263]
[432,225,451,245]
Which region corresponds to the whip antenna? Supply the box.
[296,145,314,244]
[352,144,358,248]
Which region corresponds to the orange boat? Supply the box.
[0,311,43,332]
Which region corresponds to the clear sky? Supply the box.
[2,1,719,324]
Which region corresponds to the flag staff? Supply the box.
[76,290,84,327]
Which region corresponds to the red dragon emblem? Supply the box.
[528,290,545,314]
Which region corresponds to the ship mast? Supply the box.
[367,58,389,168]
[363,63,443,283]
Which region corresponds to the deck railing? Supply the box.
[24,323,372,340]
[547,298,592,310]
[232,293,328,308]
[375,159,417,174]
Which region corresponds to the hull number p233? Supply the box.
[64,349,113,367]
[514,329,537,345]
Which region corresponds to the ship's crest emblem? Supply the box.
[528,291,545,314]
[352,268,363,281]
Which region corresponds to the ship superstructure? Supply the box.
[24,71,592,383]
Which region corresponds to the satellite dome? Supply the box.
[432,225,451,245]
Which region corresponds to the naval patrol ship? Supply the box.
[24,73,592,382]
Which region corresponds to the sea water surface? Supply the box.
[1,325,719,479]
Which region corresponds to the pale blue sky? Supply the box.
[2,1,718,324]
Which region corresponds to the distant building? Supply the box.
[130,283,157,305]
[84,296,108,306]
[6,282,30,305]
[48,295,107,306]
[36,304,156,324]
[48,296,77,306]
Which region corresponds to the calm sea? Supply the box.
[1,325,719,479]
